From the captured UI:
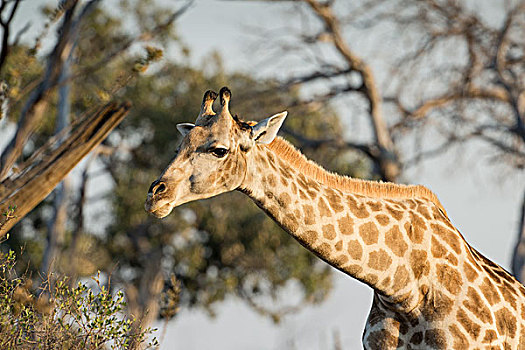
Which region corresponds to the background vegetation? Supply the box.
[0,0,523,348]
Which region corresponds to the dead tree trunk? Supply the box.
[0,102,130,237]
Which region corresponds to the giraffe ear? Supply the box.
[176,123,195,136]
[251,111,287,144]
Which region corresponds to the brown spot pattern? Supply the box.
[337,215,354,235]
[495,308,517,338]
[482,329,497,343]
[502,280,517,296]
[334,254,348,266]
[278,164,291,177]
[480,277,501,305]
[307,179,320,191]
[367,201,382,212]
[278,192,291,208]
[457,308,481,339]
[306,188,318,200]
[366,330,399,349]
[265,174,277,187]
[386,205,404,220]
[290,182,298,195]
[408,212,427,243]
[431,236,459,266]
[282,215,299,232]
[322,224,336,240]
[304,230,318,244]
[431,236,446,259]
[410,250,430,279]
[347,240,363,261]
[267,152,276,164]
[424,329,447,349]
[449,324,469,348]
[375,214,390,226]
[368,249,392,271]
[520,327,525,348]
[297,173,308,189]
[501,285,517,309]
[298,189,308,200]
[359,222,379,245]
[392,266,409,293]
[334,240,343,251]
[432,223,462,255]
[385,225,408,257]
[436,263,462,295]
[463,287,492,323]
[464,261,479,282]
[317,243,331,257]
[431,205,443,220]
[326,188,344,213]
[346,264,363,276]
[347,195,370,218]
[266,204,278,216]
[416,204,432,219]
[318,197,331,217]
[293,209,302,221]
[365,273,379,285]
[379,276,391,289]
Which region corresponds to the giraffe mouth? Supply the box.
[150,204,173,218]
[145,197,174,218]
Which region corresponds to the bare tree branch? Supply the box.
[0,0,22,73]
[284,0,401,181]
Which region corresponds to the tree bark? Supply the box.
[0,102,130,237]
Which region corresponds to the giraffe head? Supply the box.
[145,87,287,218]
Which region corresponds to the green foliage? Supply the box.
[0,249,158,349]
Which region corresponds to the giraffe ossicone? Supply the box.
[145,87,525,349]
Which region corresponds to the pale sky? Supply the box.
[12,1,525,349]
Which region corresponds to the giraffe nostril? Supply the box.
[156,183,166,194]
[149,180,167,195]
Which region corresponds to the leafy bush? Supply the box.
[0,246,158,349]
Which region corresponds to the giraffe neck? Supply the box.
[238,138,466,312]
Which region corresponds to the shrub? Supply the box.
[0,247,158,349]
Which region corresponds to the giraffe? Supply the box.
[145,87,525,349]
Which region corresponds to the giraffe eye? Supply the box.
[209,147,229,158]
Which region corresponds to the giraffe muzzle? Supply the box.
[145,180,174,217]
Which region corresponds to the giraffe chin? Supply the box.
[146,203,174,218]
